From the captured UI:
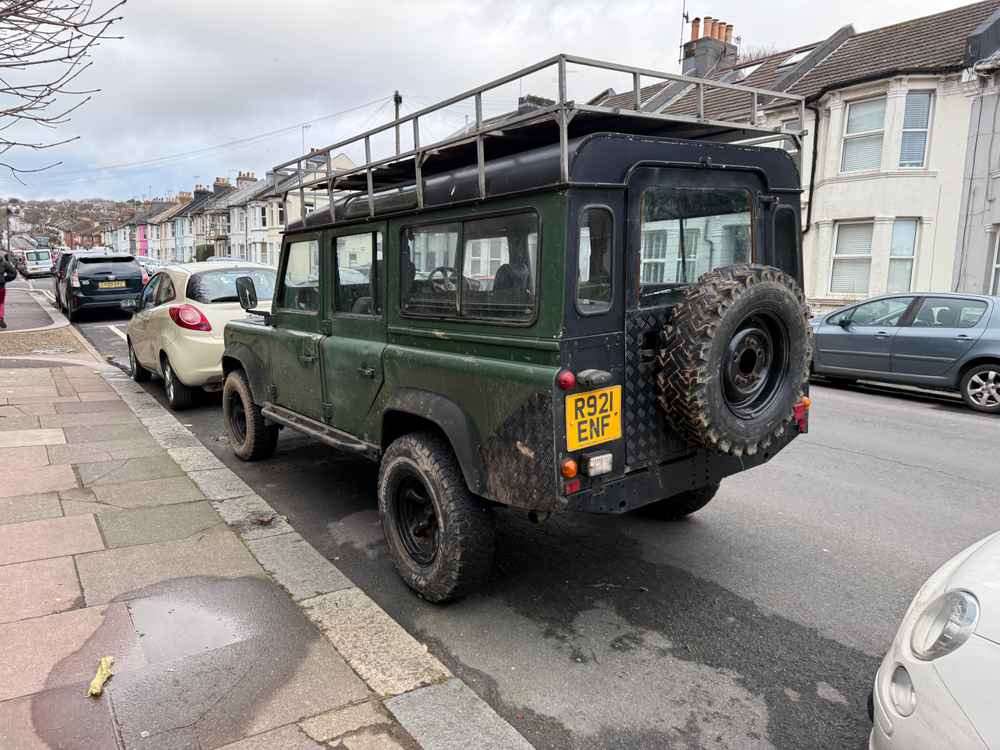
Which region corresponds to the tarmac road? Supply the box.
[72,315,998,749]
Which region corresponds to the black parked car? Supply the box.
[811,292,1000,413]
[61,252,146,321]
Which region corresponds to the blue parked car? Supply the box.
[810,293,1000,413]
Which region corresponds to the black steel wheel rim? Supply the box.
[128,345,136,374]
[228,390,247,444]
[722,311,789,420]
[393,472,439,566]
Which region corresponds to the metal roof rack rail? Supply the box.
[272,53,806,228]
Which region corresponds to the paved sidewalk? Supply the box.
[0,361,531,750]
[1,286,52,332]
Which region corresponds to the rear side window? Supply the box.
[772,206,800,280]
[402,211,539,322]
[912,297,987,329]
[279,241,320,312]
[187,268,276,304]
[577,207,613,315]
[638,188,752,306]
[334,232,383,315]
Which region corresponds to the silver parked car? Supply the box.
[810,293,1000,413]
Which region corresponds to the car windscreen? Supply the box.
[26,251,50,261]
[77,257,142,275]
[186,267,277,303]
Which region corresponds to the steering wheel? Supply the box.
[427,266,459,293]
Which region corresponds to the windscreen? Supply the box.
[638,188,753,307]
[187,267,276,303]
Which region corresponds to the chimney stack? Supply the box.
[682,13,738,77]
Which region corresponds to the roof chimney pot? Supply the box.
[691,17,701,42]
[725,24,733,44]
[703,16,713,39]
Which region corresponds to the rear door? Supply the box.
[891,296,989,380]
[624,166,762,467]
[814,297,915,376]
[270,234,326,420]
[320,225,386,435]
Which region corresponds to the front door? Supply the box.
[891,296,989,379]
[320,226,386,437]
[129,274,161,367]
[814,296,915,376]
[270,235,326,421]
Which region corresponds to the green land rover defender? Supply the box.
[222,55,813,602]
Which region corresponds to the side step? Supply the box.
[261,403,380,462]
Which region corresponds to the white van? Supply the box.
[22,249,52,277]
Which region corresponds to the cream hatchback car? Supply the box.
[124,262,276,409]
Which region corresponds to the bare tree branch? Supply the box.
[0,0,123,178]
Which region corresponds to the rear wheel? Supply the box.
[378,432,495,602]
[223,370,278,460]
[961,364,1000,414]
[637,482,721,520]
[162,355,195,411]
[128,340,151,383]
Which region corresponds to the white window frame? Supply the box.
[830,220,874,295]
[841,96,886,174]
[899,91,934,169]
[887,218,919,293]
[991,230,1000,295]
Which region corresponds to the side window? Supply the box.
[334,232,383,315]
[850,297,914,327]
[772,206,800,281]
[155,275,176,305]
[912,297,987,329]
[401,223,459,316]
[461,213,538,321]
[139,275,160,309]
[279,240,320,312]
[577,207,613,315]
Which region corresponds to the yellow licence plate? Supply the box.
[565,386,622,451]
[98,280,126,289]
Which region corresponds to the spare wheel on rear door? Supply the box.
[656,264,812,457]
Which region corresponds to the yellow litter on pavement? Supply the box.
[87,656,114,697]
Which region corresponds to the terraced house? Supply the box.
[601,0,1000,308]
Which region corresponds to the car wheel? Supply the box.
[635,482,721,520]
[66,300,79,322]
[378,432,495,603]
[961,364,1000,414]
[162,356,195,411]
[223,370,278,461]
[128,340,151,383]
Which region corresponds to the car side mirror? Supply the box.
[120,298,137,312]
[236,276,257,311]
[838,317,851,329]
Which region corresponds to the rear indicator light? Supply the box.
[169,304,212,331]
[793,395,810,433]
[70,271,80,287]
[557,369,576,390]
[564,478,582,495]
[560,459,578,479]
[141,270,149,284]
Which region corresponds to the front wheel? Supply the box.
[636,482,721,520]
[378,433,495,603]
[162,356,195,411]
[223,370,278,460]
[961,364,1000,414]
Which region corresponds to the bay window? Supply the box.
[887,219,917,292]
[841,97,885,173]
[899,92,932,168]
[831,221,872,294]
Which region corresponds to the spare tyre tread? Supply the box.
[655,264,811,457]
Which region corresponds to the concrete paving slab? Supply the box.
[167,445,224,472]
[299,700,390,743]
[38,411,140,429]
[188,468,253,500]
[98,501,221,549]
[247,532,353,601]
[75,524,262,605]
[0,415,41,431]
[54,399,132,414]
[339,728,412,750]
[76,391,120,402]
[46,443,113,464]
[0,428,65,449]
[0,513,102,565]
[90,475,203,509]
[217,725,326,750]
[0,603,145,701]
[10,402,57,416]
[0,682,119,750]
[61,499,113,516]
[386,678,533,750]
[0,445,49,471]
[63,422,148,444]
[0,463,76,498]
[211,494,293,540]
[302,588,450,696]
[0,387,61,399]
[76,453,183,486]
[145,423,203,448]
[0,492,62,525]
[0,556,82,623]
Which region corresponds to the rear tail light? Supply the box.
[141,269,149,284]
[169,304,212,331]
[70,271,80,287]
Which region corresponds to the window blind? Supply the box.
[831,259,870,293]
[902,92,931,129]
[835,223,874,255]
[842,134,882,172]
[846,98,886,134]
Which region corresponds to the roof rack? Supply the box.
[272,53,806,228]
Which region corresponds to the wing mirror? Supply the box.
[838,316,851,329]
[235,276,257,310]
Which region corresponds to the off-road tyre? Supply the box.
[223,369,279,460]
[161,355,195,411]
[637,482,721,520]
[960,363,1000,414]
[128,340,151,383]
[378,432,495,603]
[657,264,812,456]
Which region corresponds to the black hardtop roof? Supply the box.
[287,132,800,233]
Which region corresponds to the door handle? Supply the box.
[874,331,890,338]
[357,366,376,378]
[954,334,972,341]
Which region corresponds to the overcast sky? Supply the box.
[1,0,979,201]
